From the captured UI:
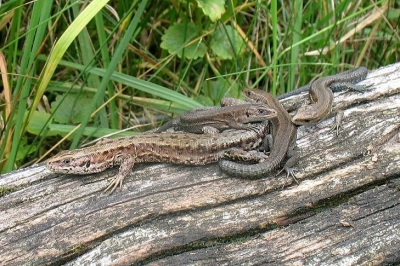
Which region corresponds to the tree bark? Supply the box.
[1,63,399,266]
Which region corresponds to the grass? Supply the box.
[0,0,398,174]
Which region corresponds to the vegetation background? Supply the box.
[0,0,398,174]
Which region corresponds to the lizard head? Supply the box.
[291,105,322,125]
[245,104,277,122]
[46,149,112,174]
[242,89,266,103]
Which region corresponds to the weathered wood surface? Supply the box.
[1,63,400,266]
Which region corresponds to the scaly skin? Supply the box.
[46,121,271,193]
[291,67,368,125]
[154,103,277,134]
[218,89,298,180]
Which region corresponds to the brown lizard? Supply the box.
[218,89,298,181]
[154,103,277,134]
[291,67,368,125]
[46,120,273,193]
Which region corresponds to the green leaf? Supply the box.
[203,79,241,104]
[45,124,139,139]
[196,0,226,22]
[51,94,94,124]
[15,138,37,161]
[195,94,215,106]
[26,110,52,136]
[161,22,207,59]
[27,110,137,138]
[211,25,245,59]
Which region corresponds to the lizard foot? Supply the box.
[329,110,344,136]
[276,166,298,187]
[104,175,124,194]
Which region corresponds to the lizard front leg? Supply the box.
[104,154,136,193]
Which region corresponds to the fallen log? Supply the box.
[1,63,399,265]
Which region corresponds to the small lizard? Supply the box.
[291,67,368,125]
[46,120,273,193]
[277,67,368,100]
[154,103,277,134]
[218,89,298,181]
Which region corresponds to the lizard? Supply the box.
[153,102,277,134]
[277,67,368,100]
[290,66,368,125]
[218,89,299,181]
[216,67,367,180]
[46,120,273,193]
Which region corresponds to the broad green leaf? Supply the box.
[51,94,94,124]
[15,138,37,161]
[27,109,138,138]
[197,78,243,106]
[203,79,241,104]
[27,109,142,138]
[44,124,140,138]
[196,0,226,22]
[161,22,206,59]
[195,94,215,106]
[211,25,245,59]
[26,110,52,136]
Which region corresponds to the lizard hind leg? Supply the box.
[104,154,137,194]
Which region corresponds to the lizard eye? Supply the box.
[259,109,267,114]
[63,159,70,164]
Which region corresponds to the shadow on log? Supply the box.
[1,63,400,265]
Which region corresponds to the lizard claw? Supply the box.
[276,166,298,187]
[329,110,344,136]
[104,176,124,194]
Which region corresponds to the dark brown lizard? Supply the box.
[154,103,276,134]
[218,89,298,181]
[291,67,368,125]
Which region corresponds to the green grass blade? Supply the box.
[31,0,111,119]
[70,0,147,148]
